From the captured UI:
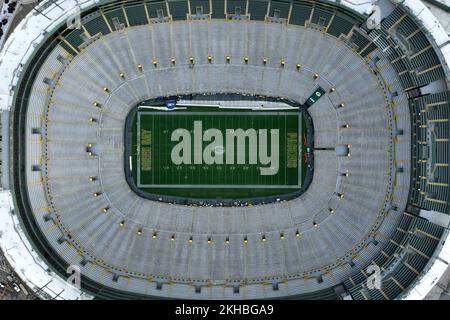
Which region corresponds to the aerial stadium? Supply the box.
[0,0,449,300]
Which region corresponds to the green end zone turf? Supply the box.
[130,108,306,199]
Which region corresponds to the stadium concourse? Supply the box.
[0,0,449,300]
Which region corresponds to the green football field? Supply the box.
[130,107,306,199]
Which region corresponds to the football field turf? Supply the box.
[130,107,306,199]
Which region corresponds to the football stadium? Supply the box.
[0,0,449,301]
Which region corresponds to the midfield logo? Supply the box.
[170,120,280,175]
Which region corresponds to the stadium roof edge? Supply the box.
[0,0,98,300]
[0,0,98,112]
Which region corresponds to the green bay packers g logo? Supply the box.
[170,120,280,176]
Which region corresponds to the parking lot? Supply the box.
[0,250,37,300]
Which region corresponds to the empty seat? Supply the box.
[248,0,268,21]
[83,14,111,36]
[124,3,148,26]
[326,14,355,38]
[289,3,313,26]
[168,0,189,21]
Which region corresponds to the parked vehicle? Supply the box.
[12,282,20,292]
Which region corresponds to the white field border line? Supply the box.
[298,113,302,186]
[176,103,221,107]
[175,103,298,111]
[136,111,301,189]
[137,112,141,186]
[137,111,299,116]
[138,106,188,110]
